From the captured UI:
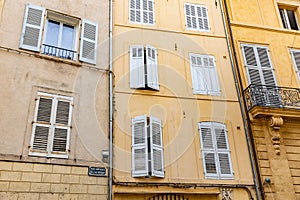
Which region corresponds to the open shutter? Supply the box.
[132,115,148,177]
[52,100,72,154]
[130,46,145,88]
[31,97,53,152]
[214,124,233,178]
[291,50,300,82]
[146,45,159,90]
[79,19,98,64]
[150,116,164,178]
[199,122,218,178]
[242,45,262,85]
[190,54,206,94]
[20,4,45,51]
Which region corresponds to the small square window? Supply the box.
[279,7,299,30]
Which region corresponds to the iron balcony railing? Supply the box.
[42,44,76,60]
[243,84,300,111]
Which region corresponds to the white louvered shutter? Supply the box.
[257,47,276,86]
[132,115,148,177]
[197,5,210,31]
[52,100,72,154]
[129,0,142,23]
[146,45,159,90]
[130,46,145,88]
[214,124,233,178]
[150,116,164,178]
[242,45,262,85]
[291,50,300,82]
[20,4,45,51]
[190,55,206,94]
[31,97,53,153]
[79,19,98,64]
[147,0,155,24]
[199,122,218,178]
[206,56,220,95]
[185,4,197,29]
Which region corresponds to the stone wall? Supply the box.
[0,161,108,200]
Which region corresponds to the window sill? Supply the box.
[29,151,68,159]
[35,53,82,67]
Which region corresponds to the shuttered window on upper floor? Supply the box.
[20,3,98,64]
[130,45,159,90]
[241,44,277,86]
[199,122,233,179]
[290,49,300,84]
[184,3,210,32]
[132,115,164,178]
[29,92,73,159]
[129,0,155,25]
[190,54,220,95]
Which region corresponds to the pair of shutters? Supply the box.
[190,54,220,95]
[30,93,72,158]
[290,49,300,83]
[129,0,155,24]
[185,3,210,31]
[20,4,98,64]
[132,115,164,178]
[199,122,233,179]
[130,45,159,90]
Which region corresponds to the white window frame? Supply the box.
[29,92,73,159]
[199,122,234,179]
[20,3,98,64]
[129,0,155,25]
[184,3,210,32]
[132,115,164,178]
[189,53,220,95]
[279,7,299,30]
[42,18,78,60]
[290,49,300,83]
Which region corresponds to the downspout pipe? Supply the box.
[108,0,113,199]
[219,0,263,200]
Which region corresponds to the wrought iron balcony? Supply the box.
[243,84,300,112]
[42,44,76,60]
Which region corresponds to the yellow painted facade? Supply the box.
[112,0,256,199]
[224,0,300,199]
[0,0,109,199]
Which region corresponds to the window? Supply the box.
[279,7,299,30]
[20,4,98,64]
[290,49,300,83]
[29,92,73,158]
[132,115,164,178]
[241,44,277,86]
[129,0,155,25]
[130,45,159,90]
[199,122,233,179]
[184,3,210,31]
[190,54,220,95]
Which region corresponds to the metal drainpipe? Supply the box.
[108,0,113,199]
[219,0,262,200]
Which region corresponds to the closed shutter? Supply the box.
[148,0,154,24]
[52,100,72,153]
[242,44,277,86]
[291,50,300,82]
[214,125,233,178]
[199,122,217,178]
[20,4,45,51]
[31,97,53,152]
[130,46,145,88]
[190,54,206,94]
[185,4,197,29]
[150,116,164,178]
[79,19,98,64]
[207,56,219,95]
[197,5,209,31]
[129,0,142,23]
[146,45,159,90]
[132,115,148,177]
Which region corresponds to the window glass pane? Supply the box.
[45,20,59,46]
[287,10,298,30]
[61,24,75,50]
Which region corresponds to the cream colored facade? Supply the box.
[112,0,256,199]
[0,0,109,199]
[224,0,300,199]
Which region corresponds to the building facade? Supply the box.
[112,0,256,199]
[0,0,109,199]
[224,0,300,199]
